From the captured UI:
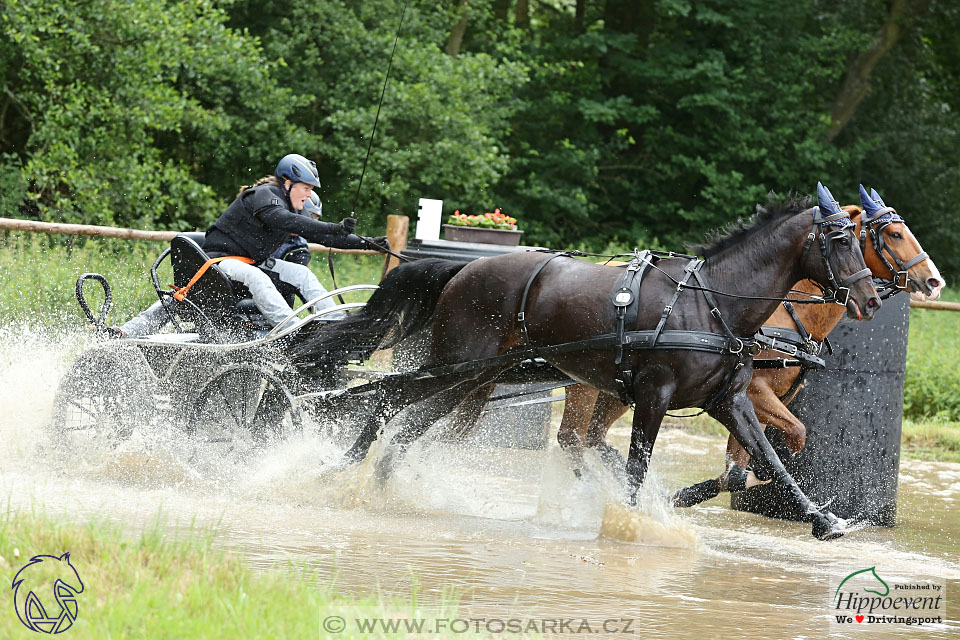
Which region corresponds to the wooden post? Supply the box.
[384,214,409,273]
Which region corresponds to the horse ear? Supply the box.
[59,552,71,563]
[860,187,894,222]
[816,182,842,215]
[858,184,872,210]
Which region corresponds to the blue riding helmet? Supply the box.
[275,154,321,189]
[302,191,322,218]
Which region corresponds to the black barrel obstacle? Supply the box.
[732,293,910,526]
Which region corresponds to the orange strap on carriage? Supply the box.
[172,256,255,301]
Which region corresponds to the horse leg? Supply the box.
[440,382,496,443]
[337,370,478,466]
[625,380,675,503]
[709,390,845,540]
[374,365,509,483]
[585,391,629,473]
[556,384,599,477]
[671,381,803,507]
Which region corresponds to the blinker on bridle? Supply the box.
[858,185,928,298]
[802,183,872,307]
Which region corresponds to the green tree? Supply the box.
[233,0,527,230]
[1,0,307,229]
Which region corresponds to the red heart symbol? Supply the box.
[855,615,864,623]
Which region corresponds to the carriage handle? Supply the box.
[75,273,112,331]
[265,284,380,338]
[265,302,369,341]
[116,301,370,351]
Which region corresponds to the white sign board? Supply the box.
[415,198,443,241]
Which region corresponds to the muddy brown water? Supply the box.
[1,328,957,639]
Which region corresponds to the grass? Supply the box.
[0,508,482,639]
[904,287,960,423]
[901,418,960,463]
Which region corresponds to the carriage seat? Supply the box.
[170,233,251,314]
[169,233,303,325]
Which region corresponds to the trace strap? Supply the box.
[173,256,255,301]
[752,300,833,400]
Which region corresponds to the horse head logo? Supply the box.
[11,552,85,634]
[834,566,890,601]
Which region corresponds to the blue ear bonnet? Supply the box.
[858,184,903,224]
[814,182,854,229]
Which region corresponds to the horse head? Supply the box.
[857,185,945,300]
[808,182,881,321]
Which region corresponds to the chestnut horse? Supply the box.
[554,187,944,506]
[293,186,880,540]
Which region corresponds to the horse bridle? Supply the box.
[859,206,928,299]
[800,207,872,306]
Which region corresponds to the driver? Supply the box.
[116,154,385,337]
[271,191,323,267]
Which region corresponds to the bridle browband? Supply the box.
[800,206,872,307]
[859,207,928,299]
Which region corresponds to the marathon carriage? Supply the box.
[52,232,383,457]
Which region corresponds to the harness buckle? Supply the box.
[517,311,525,322]
[833,287,850,306]
[729,338,744,354]
[663,305,673,315]
[710,307,722,319]
[895,270,908,290]
[781,343,798,357]
[747,341,762,357]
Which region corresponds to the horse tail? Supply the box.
[288,258,469,364]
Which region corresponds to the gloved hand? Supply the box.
[363,236,390,252]
[340,217,357,234]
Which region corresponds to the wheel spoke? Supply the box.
[217,376,247,432]
[190,366,297,454]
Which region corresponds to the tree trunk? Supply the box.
[575,0,586,35]
[445,0,470,57]
[516,0,529,29]
[493,0,510,22]
[825,0,931,142]
[603,0,655,50]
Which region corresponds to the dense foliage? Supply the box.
[1,0,956,276]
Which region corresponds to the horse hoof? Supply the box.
[811,511,846,541]
[671,478,721,508]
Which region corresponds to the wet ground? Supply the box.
[1,327,957,638]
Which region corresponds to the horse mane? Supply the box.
[688,193,812,258]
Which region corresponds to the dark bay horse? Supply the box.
[291,187,881,540]
[554,188,944,506]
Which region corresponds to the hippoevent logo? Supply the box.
[11,553,85,634]
[832,566,945,629]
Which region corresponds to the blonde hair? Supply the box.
[236,175,281,198]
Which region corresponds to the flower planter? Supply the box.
[442,224,524,246]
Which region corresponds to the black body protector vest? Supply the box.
[205,183,298,263]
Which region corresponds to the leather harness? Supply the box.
[517,249,757,408]
[513,207,873,409]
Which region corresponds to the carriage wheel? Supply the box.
[50,346,157,453]
[188,364,301,455]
